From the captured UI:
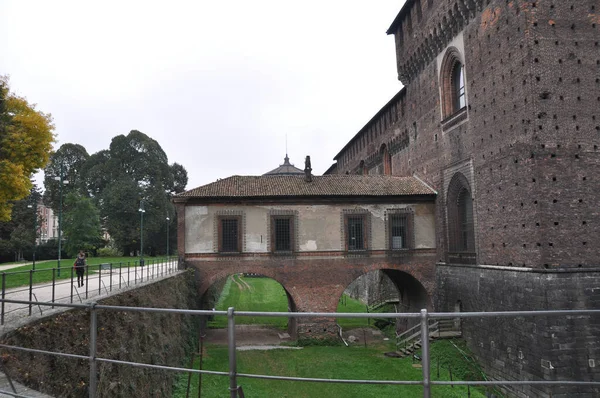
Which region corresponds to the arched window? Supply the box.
[447,173,475,254]
[440,48,467,119]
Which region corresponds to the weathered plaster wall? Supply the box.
[184,203,436,254]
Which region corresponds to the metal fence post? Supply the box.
[228,307,238,398]
[29,270,33,316]
[71,266,74,303]
[119,262,122,289]
[109,263,113,292]
[52,268,56,309]
[89,303,98,398]
[98,264,101,296]
[1,272,6,325]
[420,309,431,398]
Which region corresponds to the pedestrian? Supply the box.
[74,250,86,287]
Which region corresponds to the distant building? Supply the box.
[37,203,57,243]
[263,154,304,176]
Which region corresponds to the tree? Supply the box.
[43,143,90,212]
[82,131,187,255]
[0,185,42,261]
[0,76,54,221]
[62,192,103,257]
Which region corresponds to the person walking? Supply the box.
[74,250,86,287]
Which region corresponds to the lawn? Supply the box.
[0,256,171,289]
[208,275,289,329]
[174,341,489,398]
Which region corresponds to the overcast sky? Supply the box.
[1,0,406,190]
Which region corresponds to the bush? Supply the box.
[96,247,120,257]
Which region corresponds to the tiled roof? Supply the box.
[176,175,436,199]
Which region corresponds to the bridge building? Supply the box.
[174,173,437,336]
[325,0,600,396]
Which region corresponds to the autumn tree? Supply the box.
[0,76,54,221]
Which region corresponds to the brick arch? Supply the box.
[197,266,298,309]
[440,46,466,118]
[196,265,300,337]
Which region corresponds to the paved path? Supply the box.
[0,261,182,397]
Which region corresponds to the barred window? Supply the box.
[387,211,414,250]
[390,214,407,249]
[271,216,293,252]
[219,217,240,252]
[345,215,367,251]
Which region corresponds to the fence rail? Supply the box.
[0,257,179,326]
[0,300,599,398]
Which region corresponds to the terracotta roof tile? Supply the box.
[176,175,436,199]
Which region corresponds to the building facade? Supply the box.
[175,174,437,336]
[328,0,600,396]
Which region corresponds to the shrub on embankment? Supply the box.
[0,269,200,397]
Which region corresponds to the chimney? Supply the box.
[304,156,312,182]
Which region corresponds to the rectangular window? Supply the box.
[390,214,408,249]
[346,215,366,251]
[219,217,240,252]
[272,216,293,252]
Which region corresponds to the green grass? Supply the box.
[0,256,170,289]
[208,275,289,329]
[174,342,487,398]
[336,294,396,331]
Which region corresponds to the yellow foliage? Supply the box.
[0,76,55,221]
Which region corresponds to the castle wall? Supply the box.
[330,0,600,395]
[437,264,600,397]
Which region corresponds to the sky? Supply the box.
[0,0,406,191]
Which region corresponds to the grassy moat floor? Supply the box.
[174,275,497,398]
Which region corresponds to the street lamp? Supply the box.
[139,200,145,267]
[54,165,69,276]
[166,216,170,261]
[27,202,38,270]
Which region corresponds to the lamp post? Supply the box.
[139,200,145,267]
[27,202,38,270]
[166,216,170,261]
[54,164,69,276]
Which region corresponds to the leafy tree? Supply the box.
[82,130,187,255]
[0,185,42,261]
[62,192,102,257]
[0,76,54,221]
[43,143,90,212]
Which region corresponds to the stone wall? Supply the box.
[437,264,600,397]
[0,271,199,398]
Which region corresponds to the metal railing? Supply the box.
[0,303,599,398]
[0,257,179,326]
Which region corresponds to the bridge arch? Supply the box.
[196,265,299,337]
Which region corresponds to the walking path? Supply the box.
[0,261,182,397]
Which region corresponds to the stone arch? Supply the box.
[440,46,466,118]
[446,172,475,254]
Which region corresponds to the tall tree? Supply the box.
[43,143,90,212]
[62,192,102,257]
[0,76,54,221]
[82,130,188,255]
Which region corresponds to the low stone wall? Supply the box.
[0,270,200,398]
[436,264,600,398]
